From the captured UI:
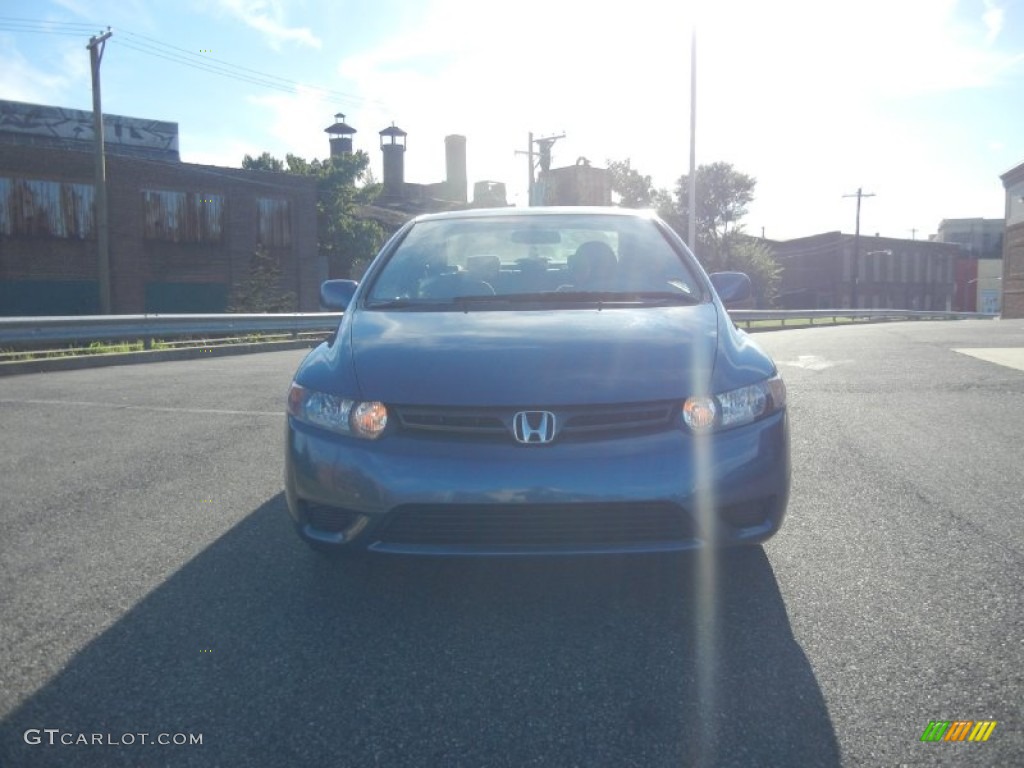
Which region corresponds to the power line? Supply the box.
[0,16,98,29]
[0,17,389,110]
[0,17,99,37]
[0,20,99,38]
[116,30,385,107]
[116,39,323,96]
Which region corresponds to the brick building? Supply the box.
[1000,161,1024,318]
[541,160,611,206]
[0,99,318,315]
[771,231,959,310]
[935,217,1004,259]
[934,217,1004,313]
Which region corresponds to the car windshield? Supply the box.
[364,213,702,308]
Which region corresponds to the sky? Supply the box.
[1,0,1022,241]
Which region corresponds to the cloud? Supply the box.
[0,37,81,104]
[180,139,262,168]
[982,0,1004,43]
[320,0,1013,235]
[247,86,337,160]
[218,0,321,50]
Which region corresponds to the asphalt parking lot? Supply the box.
[1,318,1021,767]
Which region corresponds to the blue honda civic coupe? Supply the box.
[285,207,789,558]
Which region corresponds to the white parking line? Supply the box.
[0,398,281,416]
[776,354,851,371]
[953,348,1024,373]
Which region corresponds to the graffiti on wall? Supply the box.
[0,99,179,159]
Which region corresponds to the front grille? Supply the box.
[304,503,360,533]
[375,503,694,549]
[719,498,771,529]
[562,404,676,433]
[393,401,678,442]
[395,408,506,435]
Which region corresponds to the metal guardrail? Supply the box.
[730,308,998,328]
[0,308,999,350]
[0,313,344,349]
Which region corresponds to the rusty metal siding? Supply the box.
[0,176,95,238]
[142,189,223,243]
[257,197,291,248]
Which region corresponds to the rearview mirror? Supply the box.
[320,279,358,310]
[709,271,753,307]
[510,229,561,245]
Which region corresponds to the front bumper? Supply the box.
[284,411,790,556]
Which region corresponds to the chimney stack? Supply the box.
[379,123,407,197]
[325,113,356,158]
[444,135,467,203]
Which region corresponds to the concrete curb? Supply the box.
[0,339,323,377]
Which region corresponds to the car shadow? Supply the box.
[1,493,839,768]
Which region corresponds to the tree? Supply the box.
[721,234,780,308]
[242,150,385,280]
[608,158,664,208]
[229,244,296,312]
[664,161,756,257]
[310,152,385,279]
[241,151,284,173]
[609,158,780,307]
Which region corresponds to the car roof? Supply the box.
[411,206,660,223]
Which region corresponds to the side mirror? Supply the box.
[320,279,358,311]
[709,271,753,307]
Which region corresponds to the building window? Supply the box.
[142,189,223,243]
[257,198,291,247]
[1009,182,1024,227]
[0,177,95,238]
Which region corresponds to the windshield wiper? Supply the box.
[543,290,700,305]
[365,298,451,310]
[366,291,700,310]
[624,291,700,305]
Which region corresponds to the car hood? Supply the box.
[345,305,720,406]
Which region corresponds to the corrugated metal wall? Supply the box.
[257,197,291,247]
[0,279,100,315]
[144,281,228,313]
[142,189,223,243]
[0,177,95,238]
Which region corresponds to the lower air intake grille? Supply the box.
[304,503,360,533]
[376,503,693,548]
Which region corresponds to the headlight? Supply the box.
[682,395,717,431]
[683,374,786,433]
[287,383,388,440]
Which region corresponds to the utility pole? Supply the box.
[909,228,917,240]
[515,132,565,205]
[527,131,534,203]
[842,187,875,308]
[88,28,113,314]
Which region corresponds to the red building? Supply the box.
[0,99,318,315]
[952,258,978,312]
